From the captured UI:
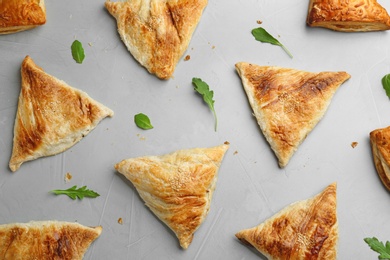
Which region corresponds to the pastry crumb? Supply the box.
[118,218,123,224]
[184,55,190,61]
[233,151,238,155]
[137,134,146,141]
[212,45,215,49]
[88,42,93,47]
[256,20,262,24]
[65,172,72,183]
[224,141,230,145]
[351,142,358,148]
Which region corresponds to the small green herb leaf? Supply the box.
[364,237,390,259]
[382,74,390,98]
[50,185,100,200]
[134,113,153,130]
[192,77,218,131]
[251,27,293,58]
[71,40,85,64]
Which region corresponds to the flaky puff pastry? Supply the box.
[307,0,390,32]
[0,221,102,260]
[370,126,390,191]
[236,62,350,168]
[236,183,338,260]
[0,0,46,35]
[115,143,229,249]
[9,56,114,172]
[105,0,208,80]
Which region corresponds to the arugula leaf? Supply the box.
[251,27,293,58]
[382,74,390,98]
[134,113,153,130]
[364,237,390,259]
[192,77,218,131]
[50,185,99,200]
[50,185,100,200]
[71,40,85,64]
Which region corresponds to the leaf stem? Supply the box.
[281,45,293,58]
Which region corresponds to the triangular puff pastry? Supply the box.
[236,62,350,168]
[115,143,229,249]
[105,0,208,80]
[0,0,46,35]
[370,126,390,191]
[236,183,338,260]
[0,221,102,259]
[9,56,114,172]
[307,0,390,32]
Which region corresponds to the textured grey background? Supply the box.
[1,0,390,259]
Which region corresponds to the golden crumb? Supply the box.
[137,134,146,141]
[351,142,358,148]
[257,20,262,24]
[184,55,191,61]
[224,141,230,145]
[212,45,215,49]
[88,42,93,47]
[233,151,238,155]
[118,218,123,224]
[65,172,72,183]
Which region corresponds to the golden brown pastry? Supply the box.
[0,221,102,259]
[114,143,229,249]
[235,62,350,168]
[9,56,114,172]
[370,126,390,191]
[236,183,338,260]
[105,0,208,80]
[0,0,46,35]
[307,0,390,32]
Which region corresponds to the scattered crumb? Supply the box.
[256,20,262,24]
[184,55,191,61]
[176,85,180,89]
[351,142,358,148]
[118,218,123,225]
[137,134,146,141]
[65,172,72,183]
[88,42,93,47]
[233,151,238,155]
[211,45,215,49]
[224,141,230,145]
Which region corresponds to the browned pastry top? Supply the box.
[0,0,46,34]
[307,0,390,31]
[370,126,390,191]
[0,221,102,260]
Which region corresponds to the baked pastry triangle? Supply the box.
[236,183,338,260]
[236,62,350,168]
[307,0,390,32]
[370,126,390,191]
[0,0,46,35]
[0,221,102,259]
[9,56,114,172]
[115,143,229,249]
[105,0,208,80]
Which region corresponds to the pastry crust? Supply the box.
[236,183,338,260]
[105,0,208,80]
[0,0,46,35]
[235,62,350,168]
[114,143,229,249]
[307,0,390,32]
[370,126,390,191]
[0,221,102,260]
[9,56,114,172]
